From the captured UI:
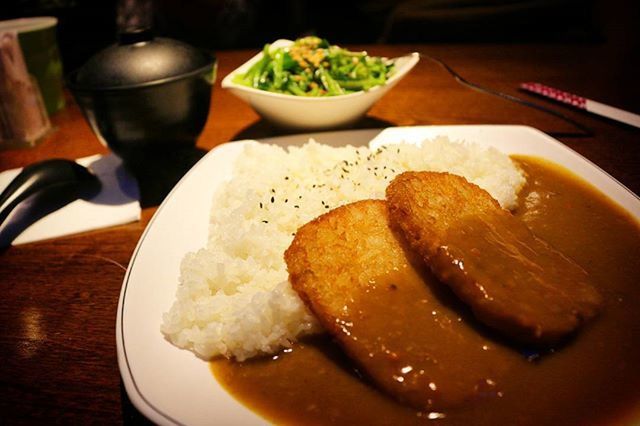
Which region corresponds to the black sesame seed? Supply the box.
[259,202,263,208]
[262,220,269,223]
[271,196,274,203]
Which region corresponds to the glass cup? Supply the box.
[0,17,65,115]
[0,17,64,149]
[0,31,50,149]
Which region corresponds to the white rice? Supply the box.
[161,137,526,361]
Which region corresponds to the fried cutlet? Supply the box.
[386,171,602,346]
[285,199,518,410]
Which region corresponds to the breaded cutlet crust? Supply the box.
[284,199,518,410]
[385,171,500,255]
[285,200,409,330]
[386,171,602,346]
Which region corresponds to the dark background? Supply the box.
[1,0,638,72]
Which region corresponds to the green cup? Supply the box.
[0,17,65,115]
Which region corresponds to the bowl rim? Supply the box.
[0,16,57,33]
[66,51,217,93]
[221,39,419,102]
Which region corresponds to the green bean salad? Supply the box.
[232,37,395,96]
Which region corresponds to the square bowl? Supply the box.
[221,39,419,130]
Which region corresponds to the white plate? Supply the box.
[116,125,640,425]
[221,39,419,130]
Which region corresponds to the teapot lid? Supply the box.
[73,29,215,90]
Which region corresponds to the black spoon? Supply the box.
[0,159,102,229]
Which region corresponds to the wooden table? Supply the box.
[1,43,638,424]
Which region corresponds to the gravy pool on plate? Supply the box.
[211,156,640,426]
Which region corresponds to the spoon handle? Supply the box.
[0,159,100,227]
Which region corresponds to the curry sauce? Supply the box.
[211,156,640,425]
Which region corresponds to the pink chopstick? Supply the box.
[520,82,640,129]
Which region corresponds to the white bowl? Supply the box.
[222,39,419,130]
